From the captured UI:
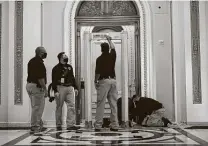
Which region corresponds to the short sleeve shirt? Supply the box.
[27,56,47,85]
[95,49,116,79]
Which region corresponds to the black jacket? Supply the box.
[95,49,116,79]
[27,56,47,87]
[52,63,77,93]
[132,97,163,124]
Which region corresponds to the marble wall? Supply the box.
[1,1,208,126]
[148,1,174,120]
[0,1,9,124]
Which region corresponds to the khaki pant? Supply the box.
[26,83,45,130]
[94,79,119,129]
[56,85,75,127]
[142,108,165,127]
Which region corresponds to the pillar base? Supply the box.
[121,121,130,128]
[85,121,93,129]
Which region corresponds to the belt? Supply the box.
[58,83,73,87]
[27,81,37,84]
[99,76,115,80]
[27,81,42,88]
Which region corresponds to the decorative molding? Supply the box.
[69,1,76,65]
[187,122,208,126]
[14,1,23,105]
[77,1,138,17]
[92,26,123,32]
[0,4,1,105]
[140,3,148,97]
[0,122,30,127]
[78,1,102,16]
[190,1,201,104]
[126,26,136,97]
[110,1,137,16]
[129,26,136,97]
[41,2,43,46]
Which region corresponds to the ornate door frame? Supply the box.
[82,31,129,127]
[76,20,139,125]
[64,0,155,98]
[63,0,156,124]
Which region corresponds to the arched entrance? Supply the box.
[64,0,155,99]
[63,0,156,125]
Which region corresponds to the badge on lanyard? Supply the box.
[61,78,65,83]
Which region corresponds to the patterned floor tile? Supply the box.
[2,127,208,146]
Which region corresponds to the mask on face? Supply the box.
[42,53,47,59]
[63,58,68,63]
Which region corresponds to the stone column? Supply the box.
[84,32,92,128]
[121,31,129,128]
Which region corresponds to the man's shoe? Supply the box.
[110,128,118,131]
[30,130,35,134]
[67,126,80,130]
[162,117,172,127]
[56,127,62,131]
[30,129,40,134]
[40,127,47,132]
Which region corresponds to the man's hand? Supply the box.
[105,35,112,40]
[104,35,115,50]
[40,88,47,97]
[54,92,60,98]
[133,101,136,108]
[74,89,78,96]
[94,81,99,90]
[44,89,48,98]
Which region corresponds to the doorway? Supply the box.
[76,22,139,126]
[62,0,176,126]
[81,31,130,124]
[70,1,175,126]
[73,1,141,125]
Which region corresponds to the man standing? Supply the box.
[26,46,48,134]
[52,52,80,130]
[94,35,119,131]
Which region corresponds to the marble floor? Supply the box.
[1,127,208,146]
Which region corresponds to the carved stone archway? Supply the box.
[92,26,123,33]
[63,0,155,99]
[63,0,155,125]
[76,1,139,16]
[75,1,141,97]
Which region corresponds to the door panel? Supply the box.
[82,31,129,122]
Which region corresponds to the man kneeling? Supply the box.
[132,95,172,127]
